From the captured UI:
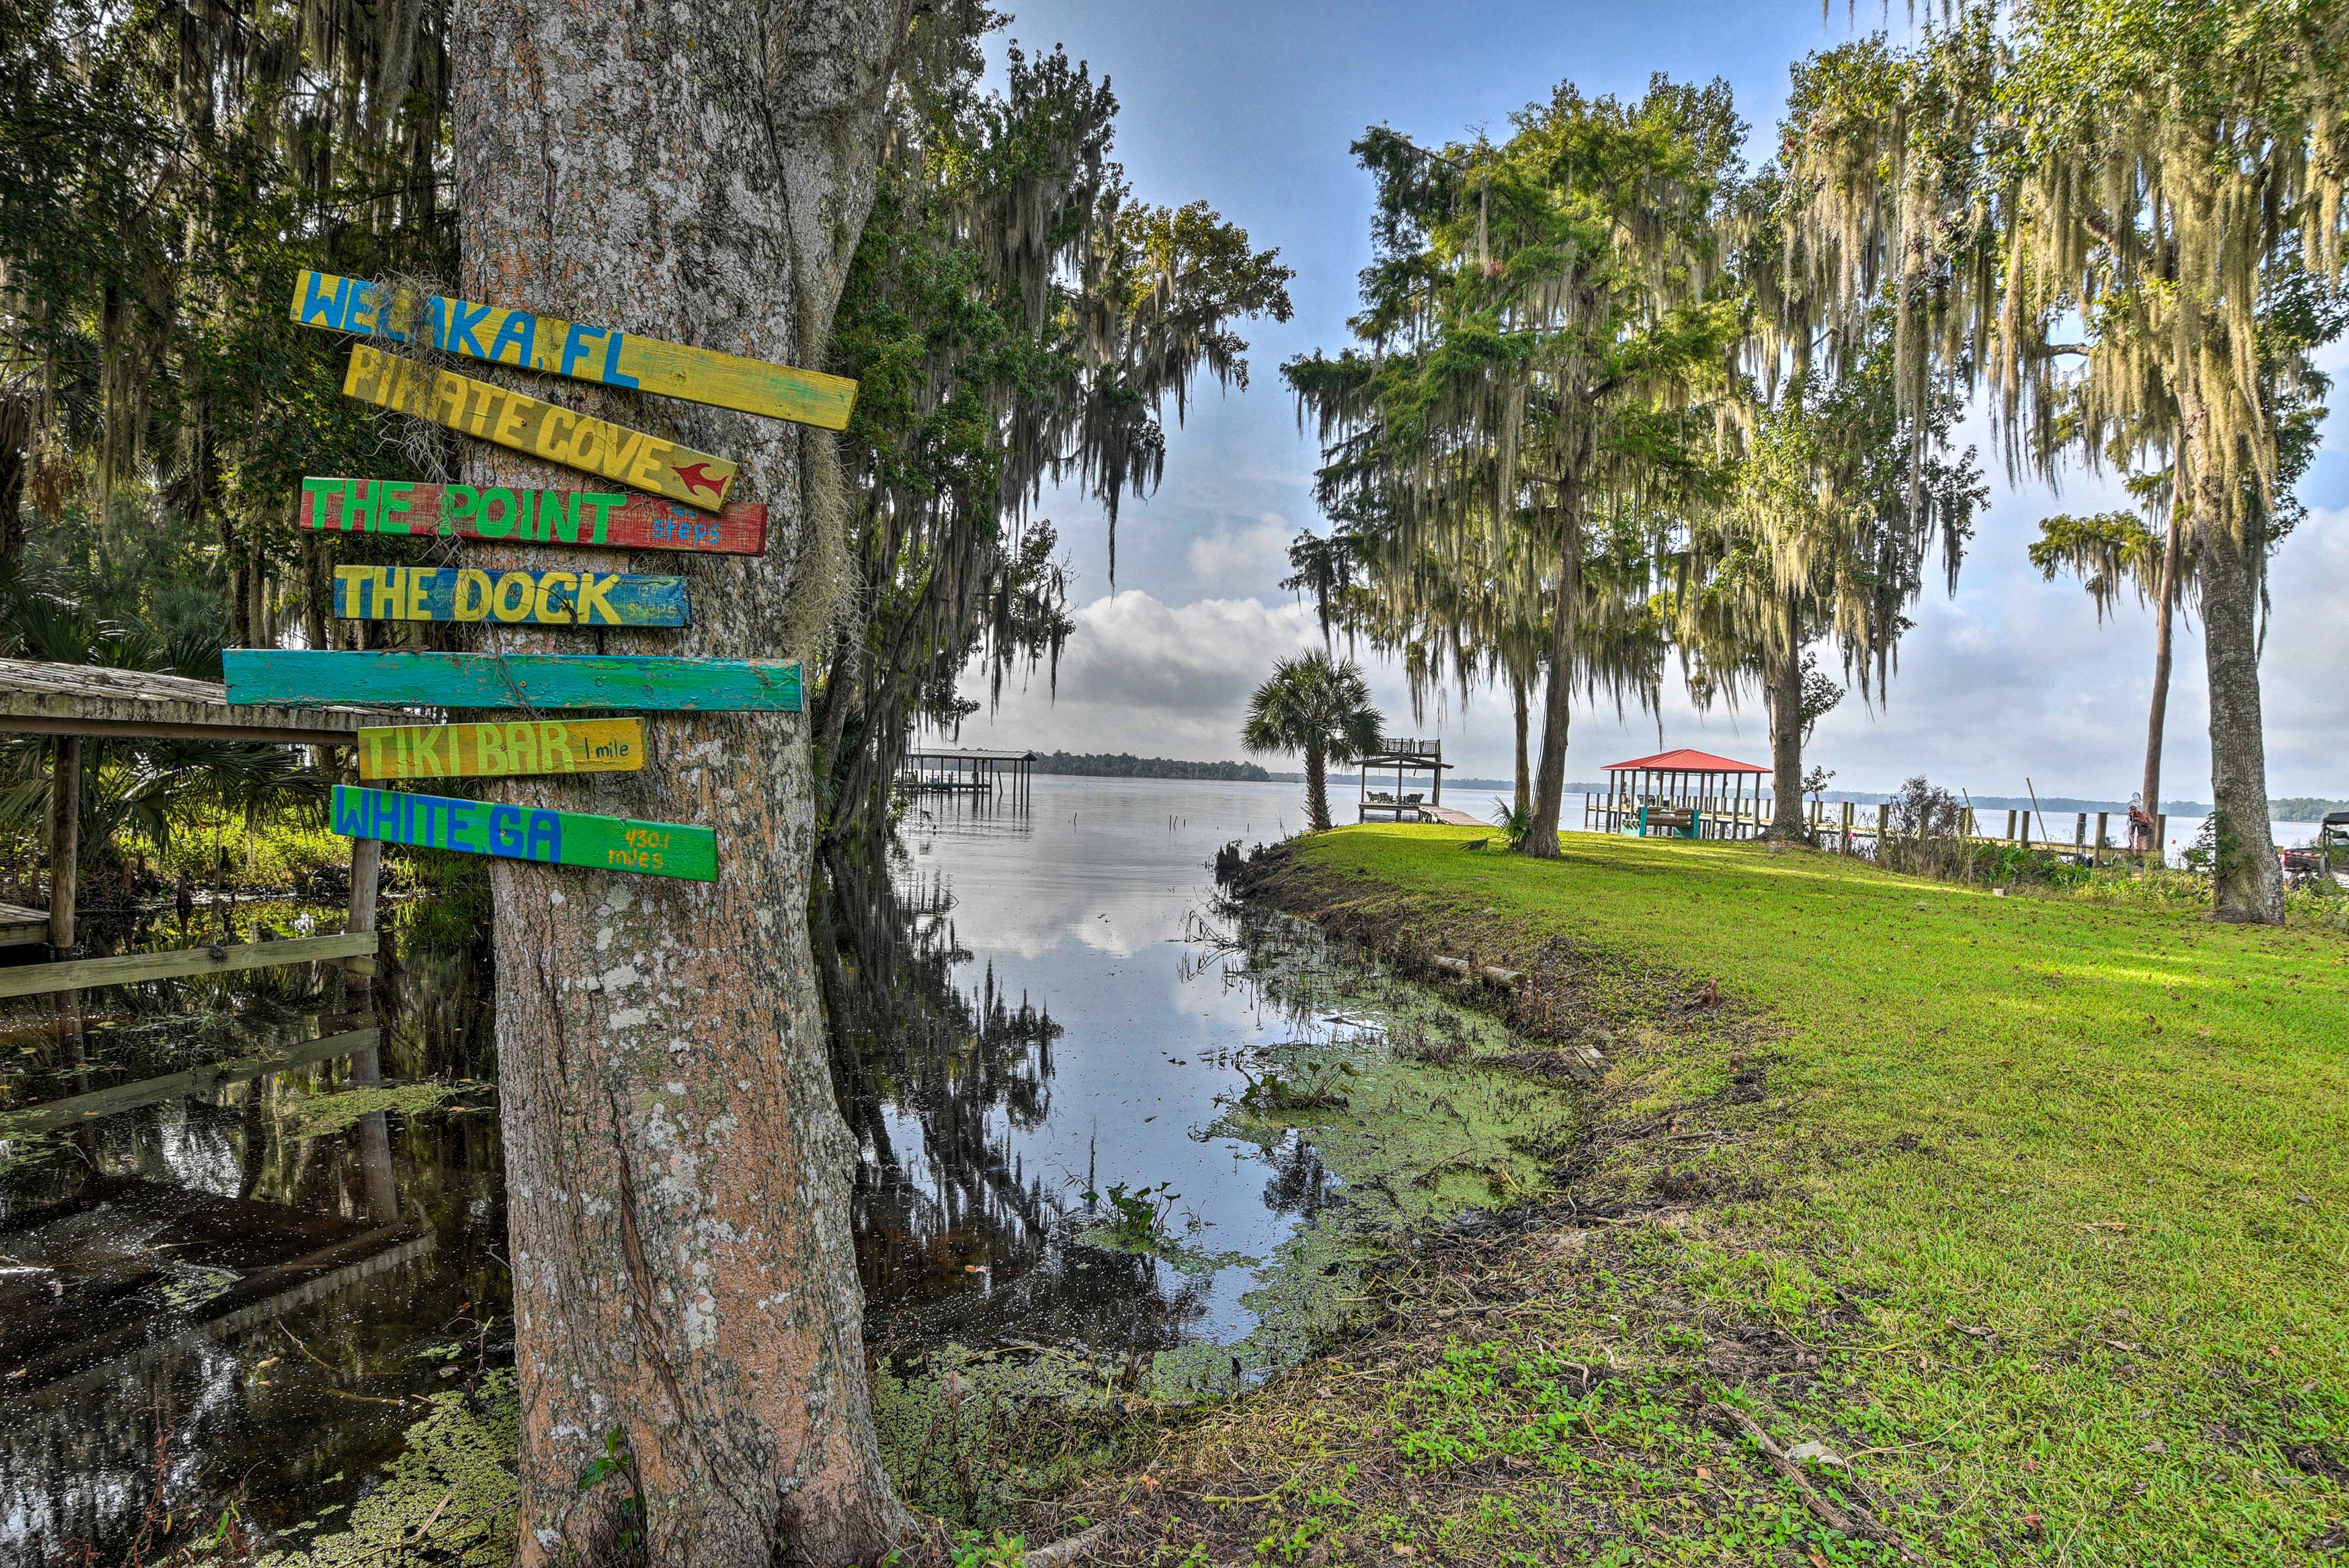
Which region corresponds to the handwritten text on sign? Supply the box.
[225,649,803,712]
[333,566,689,626]
[300,477,766,555]
[342,345,738,513]
[358,720,646,781]
[291,271,858,429]
[331,784,716,881]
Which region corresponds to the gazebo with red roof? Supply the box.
[1592,747,1769,840]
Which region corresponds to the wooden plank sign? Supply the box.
[333,565,689,627]
[330,784,716,882]
[302,477,765,556]
[342,344,739,513]
[358,719,647,781]
[224,650,802,712]
[291,271,858,429]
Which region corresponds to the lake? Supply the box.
[1,775,1566,1559]
[3,770,2317,1558]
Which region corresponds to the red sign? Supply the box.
[299,477,766,557]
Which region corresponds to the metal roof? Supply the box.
[1601,747,1768,775]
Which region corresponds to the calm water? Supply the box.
[0,776,1448,1561]
[7,771,2300,1559]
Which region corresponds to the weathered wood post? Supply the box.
[45,736,80,957]
[2095,811,2109,865]
[2074,812,2087,856]
[344,835,382,1009]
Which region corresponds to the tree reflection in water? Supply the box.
[818,852,1216,1364]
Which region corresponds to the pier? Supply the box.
[897,746,1037,803]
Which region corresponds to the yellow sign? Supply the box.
[292,271,857,429]
[341,344,739,513]
[357,719,648,781]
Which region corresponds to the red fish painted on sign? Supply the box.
[675,461,727,500]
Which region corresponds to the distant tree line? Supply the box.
[1033,751,1272,781]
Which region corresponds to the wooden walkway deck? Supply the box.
[1,901,46,948]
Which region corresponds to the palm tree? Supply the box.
[1242,652,1383,833]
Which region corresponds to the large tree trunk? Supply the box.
[2137,512,2182,847]
[455,2,917,1563]
[1304,738,1330,831]
[1510,669,1531,821]
[1765,600,1806,842]
[2197,518,2284,923]
[1521,562,1578,858]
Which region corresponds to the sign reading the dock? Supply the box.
[333,565,688,626]
[358,720,647,781]
[292,272,858,430]
[300,478,766,555]
[225,649,802,712]
[341,345,739,512]
[331,784,714,880]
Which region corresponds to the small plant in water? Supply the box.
[1083,1180,1179,1247]
[1235,1057,1354,1112]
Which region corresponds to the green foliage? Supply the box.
[1,0,454,631]
[1082,1180,1182,1249]
[1241,651,1382,832]
[1285,76,1751,841]
[819,24,1292,846]
[261,1372,521,1567]
[1032,752,1273,781]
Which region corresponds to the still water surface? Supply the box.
[2,773,2320,1558]
[0,776,1425,1560]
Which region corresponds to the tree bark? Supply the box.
[1522,562,1578,858]
[1766,600,1807,842]
[2137,511,2182,848]
[1510,669,1531,822]
[2196,517,2284,923]
[454,2,917,1563]
[1304,738,1330,831]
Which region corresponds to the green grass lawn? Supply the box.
[1055,827,2349,1567]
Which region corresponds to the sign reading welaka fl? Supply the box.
[301,477,765,556]
[341,345,738,513]
[358,719,647,781]
[291,271,858,430]
[225,648,803,712]
[333,565,689,626]
[331,784,715,881]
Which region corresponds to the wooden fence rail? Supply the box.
[0,932,378,1000]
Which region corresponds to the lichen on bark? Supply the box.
[448,1,920,1561]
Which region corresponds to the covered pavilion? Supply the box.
[1589,747,1770,840]
[0,656,388,989]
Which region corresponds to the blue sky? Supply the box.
[947,1,2349,803]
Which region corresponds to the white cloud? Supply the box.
[1184,513,1295,590]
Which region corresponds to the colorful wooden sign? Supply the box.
[301,477,766,555]
[330,784,715,881]
[224,649,803,712]
[358,719,647,781]
[332,565,689,627]
[292,271,858,430]
[342,344,739,513]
